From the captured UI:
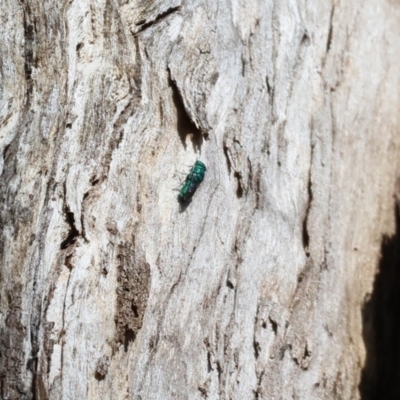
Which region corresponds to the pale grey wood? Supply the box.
[1,0,400,399]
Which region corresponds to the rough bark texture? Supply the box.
[1,0,400,399]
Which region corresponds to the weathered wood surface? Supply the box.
[1,0,400,399]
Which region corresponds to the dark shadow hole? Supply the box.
[60,210,79,250]
[168,69,203,150]
[207,351,213,372]
[360,203,400,399]
[269,317,278,335]
[266,76,272,96]
[234,171,243,198]
[131,303,139,318]
[223,144,231,174]
[124,328,136,352]
[301,32,310,46]
[95,371,105,381]
[226,279,234,289]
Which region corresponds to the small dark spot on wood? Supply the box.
[66,123,72,129]
[148,335,157,350]
[95,355,110,380]
[211,72,219,85]
[90,177,100,186]
[266,76,272,95]
[223,144,231,174]
[241,54,246,76]
[301,32,310,46]
[253,340,261,359]
[207,351,213,372]
[303,343,311,359]
[65,254,73,270]
[269,317,278,335]
[76,42,83,53]
[131,303,139,318]
[124,328,136,352]
[234,171,243,198]
[279,343,291,360]
[226,279,234,289]
[2,143,11,160]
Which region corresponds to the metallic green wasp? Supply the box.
[178,160,207,202]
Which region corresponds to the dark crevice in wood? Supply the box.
[266,76,272,96]
[253,339,260,359]
[22,4,36,100]
[134,6,180,35]
[90,176,101,186]
[123,328,136,352]
[198,385,208,398]
[2,144,11,161]
[207,350,213,372]
[255,168,261,210]
[60,208,79,250]
[360,203,400,400]
[80,193,89,243]
[241,53,246,76]
[216,360,223,385]
[269,316,278,335]
[234,171,243,198]
[326,5,335,53]
[300,31,310,46]
[168,68,203,150]
[302,147,314,256]
[60,183,80,250]
[131,303,139,318]
[247,157,253,191]
[223,144,232,174]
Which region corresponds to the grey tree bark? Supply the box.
[1,0,400,399]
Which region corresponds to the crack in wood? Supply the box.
[326,5,335,54]
[134,6,180,35]
[302,143,314,256]
[60,183,80,250]
[168,67,203,150]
